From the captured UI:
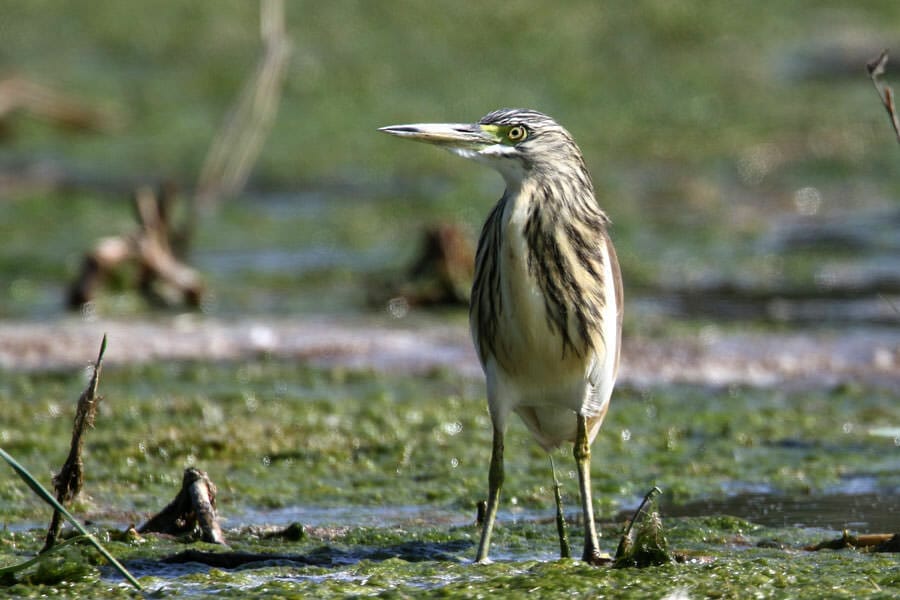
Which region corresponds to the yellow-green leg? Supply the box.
[574,415,602,564]
[549,454,571,559]
[475,425,504,563]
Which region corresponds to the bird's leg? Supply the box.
[574,415,603,564]
[549,454,571,559]
[475,424,504,563]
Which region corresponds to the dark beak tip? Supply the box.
[379,125,417,135]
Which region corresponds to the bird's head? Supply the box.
[380,108,585,186]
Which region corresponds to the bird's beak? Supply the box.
[378,122,497,151]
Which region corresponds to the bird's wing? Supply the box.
[606,233,624,378]
[585,233,623,413]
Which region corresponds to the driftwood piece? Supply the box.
[370,222,475,312]
[67,185,204,309]
[138,468,225,545]
[805,531,899,552]
[406,222,475,305]
[0,76,121,135]
[41,335,107,552]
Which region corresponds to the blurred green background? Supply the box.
[0,0,898,321]
[0,5,898,595]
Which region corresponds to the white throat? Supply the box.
[450,145,528,187]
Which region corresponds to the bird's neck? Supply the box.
[503,168,608,235]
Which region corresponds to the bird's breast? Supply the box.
[491,198,590,382]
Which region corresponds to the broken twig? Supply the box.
[867,50,900,144]
[614,487,672,568]
[196,0,291,209]
[42,335,107,552]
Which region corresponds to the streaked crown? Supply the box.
[476,108,585,174]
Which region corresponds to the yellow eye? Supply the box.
[507,125,527,142]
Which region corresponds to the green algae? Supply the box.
[2,516,898,598]
[2,361,896,523]
[0,360,897,596]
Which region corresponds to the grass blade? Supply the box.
[0,447,142,590]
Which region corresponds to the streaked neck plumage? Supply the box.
[471,137,613,371]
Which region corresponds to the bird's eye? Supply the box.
[507,125,527,142]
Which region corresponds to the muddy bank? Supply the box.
[0,316,896,389]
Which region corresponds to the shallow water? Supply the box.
[663,492,900,533]
[234,503,468,529]
[241,491,900,539]
[1,316,897,389]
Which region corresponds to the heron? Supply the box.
[380,108,622,564]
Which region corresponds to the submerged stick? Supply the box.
[43,334,107,552]
[163,549,317,569]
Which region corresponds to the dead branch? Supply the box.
[67,185,205,309]
[867,50,900,144]
[0,76,122,134]
[805,531,898,552]
[138,468,225,545]
[41,335,107,552]
[195,0,291,209]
